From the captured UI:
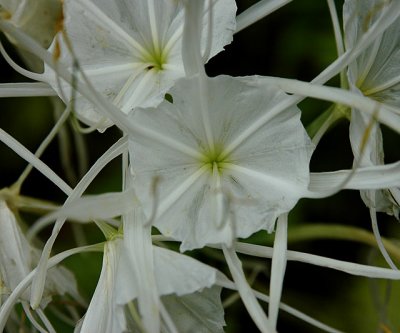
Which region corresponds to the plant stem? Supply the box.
[288,224,400,262]
[0,188,59,214]
[306,103,349,145]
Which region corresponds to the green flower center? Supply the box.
[201,145,230,173]
[142,47,167,71]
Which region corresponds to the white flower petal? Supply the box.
[0,128,72,196]
[117,247,218,302]
[234,241,400,280]
[268,214,288,330]
[307,161,400,197]
[44,263,83,306]
[203,0,236,59]
[162,286,225,333]
[222,246,272,333]
[235,0,291,34]
[0,201,31,293]
[0,82,56,97]
[118,198,161,333]
[154,247,217,297]
[28,190,136,239]
[80,240,126,333]
[349,96,399,216]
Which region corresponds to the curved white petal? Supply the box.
[154,247,217,296]
[268,214,288,330]
[307,161,400,198]
[0,201,31,294]
[79,240,126,333]
[222,246,271,333]
[349,94,399,216]
[118,197,161,333]
[117,247,218,303]
[161,286,225,333]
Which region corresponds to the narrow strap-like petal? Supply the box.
[223,245,273,333]
[268,213,288,330]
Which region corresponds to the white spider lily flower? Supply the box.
[43,0,236,130]
[128,74,313,251]
[344,0,399,218]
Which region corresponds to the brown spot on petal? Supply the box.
[362,1,388,32]
[53,36,61,61]
[0,9,12,20]
[55,7,65,33]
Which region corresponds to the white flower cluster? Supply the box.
[0,0,400,332]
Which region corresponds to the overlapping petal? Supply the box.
[114,195,220,331]
[77,239,126,333]
[162,286,225,333]
[0,200,31,296]
[344,0,400,217]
